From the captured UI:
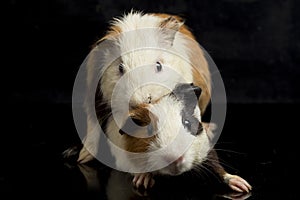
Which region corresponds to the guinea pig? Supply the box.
[64,11,212,163]
[106,83,252,193]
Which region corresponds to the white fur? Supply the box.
[106,94,210,175]
[100,12,193,105]
[193,105,201,122]
[148,95,210,175]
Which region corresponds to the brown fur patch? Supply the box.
[129,105,151,125]
[122,105,157,153]
[123,135,155,153]
[159,16,181,31]
[151,13,195,40]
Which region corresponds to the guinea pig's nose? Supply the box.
[147,95,152,104]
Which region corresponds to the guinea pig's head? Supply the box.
[99,13,194,108]
[119,83,213,175]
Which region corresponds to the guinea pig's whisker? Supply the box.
[204,157,230,170]
[204,157,237,172]
[190,168,206,179]
[214,141,237,145]
[216,161,237,172]
[95,114,112,124]
[214,148,246,155]
[196,163,221,181]
[192,164,211,179]
[205,158,237,176]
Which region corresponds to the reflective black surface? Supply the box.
[1,103,298,199]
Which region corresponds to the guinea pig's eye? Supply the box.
[183,119,191,129]
[156,61,162,72]
[119,63,125,75]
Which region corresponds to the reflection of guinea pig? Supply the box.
[108,83,251,193]
[64,11,212,163]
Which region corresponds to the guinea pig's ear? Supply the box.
[202,122,217,132]
[202,122,217,141]
[172,83,202,101]
[190,83,202,100]
[159,16,183,46]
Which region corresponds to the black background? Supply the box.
[2,0,299,199]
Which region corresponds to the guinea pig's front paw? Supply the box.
[223,173,252,193]
[132,173,155,189]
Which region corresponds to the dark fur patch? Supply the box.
[171,83,203,135]
[119,105,151,135]
[120,105,157,153]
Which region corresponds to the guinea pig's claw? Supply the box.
[132,173,155,189]
[224,173,252,193]
[77,147,94,163]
